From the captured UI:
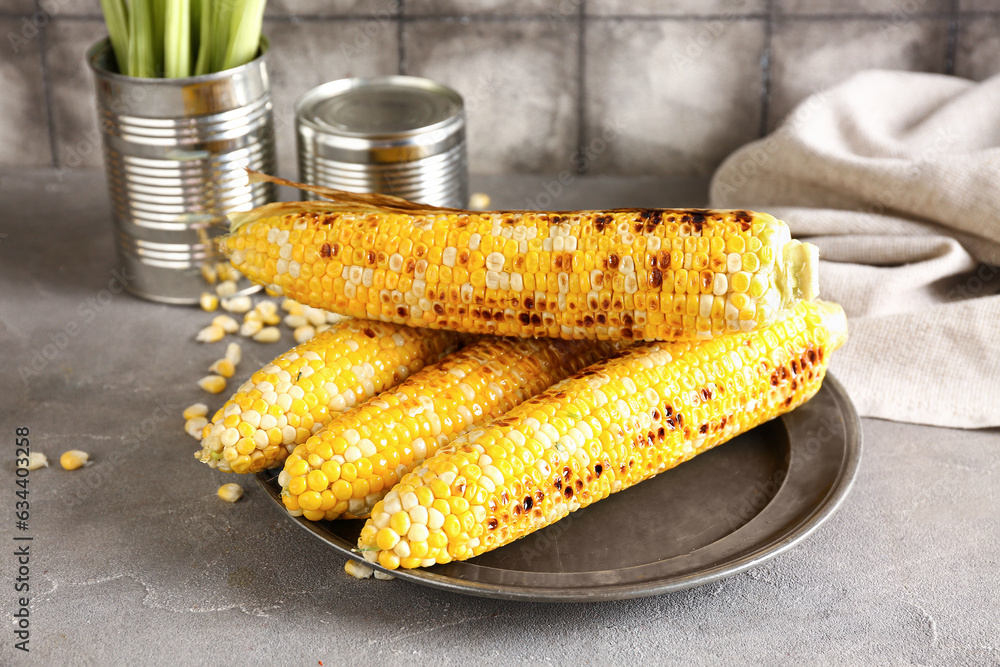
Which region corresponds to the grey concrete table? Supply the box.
[2,170,998,665]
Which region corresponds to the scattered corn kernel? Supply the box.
[224,342,242,366]
[215,279,238,297]
[185,417,209,439]
[281,298,303,314]
[198,375,227,394]
[293,325,315,344]
[18,452,48,470]
[468,192,491,210]
[373,570,395,580]
[216,262,240,283]
[222,295,253,314]
[252,326,281,343]
[200,263,218,285]
[60,450,90,471]
[255,301,281,325]
[240,319,263,337]
[284,314,307,329]
[209,358,236,378]
[326,311,348,325]
[217,483,243,503]
[344,559,374,579]
[200,293,219,312]
[212,314,239,334]
[195,324,226,343]
[303,307,327,327]
[183,403,209,420]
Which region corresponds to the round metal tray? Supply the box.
[256,374,861,602]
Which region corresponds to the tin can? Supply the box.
[296,76,468,208]
[87,38,276,304]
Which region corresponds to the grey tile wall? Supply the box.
[4,0,1000,175]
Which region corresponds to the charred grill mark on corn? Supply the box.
[278,337,622,522]
[356,300,847,569]
[194,320,458,474]
[222,175,819,342]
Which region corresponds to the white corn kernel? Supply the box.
[303,307,327,327]
[253,327,281,343]
[212,314,239,334]
[215,279,238,297]
[344,559,374,579]
[284,314,307,329]
[224,342,242,366]
[199,293,219,312]
[221,295,252,314]
[18,452,48,470]
[240,319,263,338]
[185,417,208,439]
[209,358,235,378]
[182,403,208,420]
[198,375,227,394]
[195,324,226,343]
[373,570,395,581]
[60,450,90,471]
[468,192,491,210]
[217,483,243,503]
[293,325,316,344]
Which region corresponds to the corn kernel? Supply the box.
[293,325,316,344]
[195,324,225,343]
[200,293,219,312]
[60,450,90,471]
[240,320,263,337]
[197,375,227,394]
[344,559,374,579]
[215,279,238,297]
[217,483,243,503]
[185,417,208,439]
[18,452,48,470]
[209,358,236,378]
[212,314,239,334]
[183,403,208,420]
[224,342,242,366]
[222,295,253,314]
[253,327,281,343]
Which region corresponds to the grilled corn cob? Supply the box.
[356,300,847,570]
[195,321,457,473]
[222,172,819,342]
[279,337,621,522]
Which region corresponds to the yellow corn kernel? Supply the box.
[200,293,219,312]
[217,483,243,503]
[200,263,218,285]
[240,319,263,338]
[195,324,225,343]
[60,450,90,471]
[208,358,235,378]
[197,375,227,394]
[183,403,208,420]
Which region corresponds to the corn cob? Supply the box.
[195,321,457,474]
[222,172,819,342]
[356,300,847,570]
[278,337,621,522]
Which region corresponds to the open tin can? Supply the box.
[296,76,468,208]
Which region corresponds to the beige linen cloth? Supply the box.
[710,70,1000,428]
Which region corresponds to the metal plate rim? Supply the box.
[256,373,862,602]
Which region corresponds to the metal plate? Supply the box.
[256,374,861,602]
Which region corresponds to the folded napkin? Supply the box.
[710,70,1000,428]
